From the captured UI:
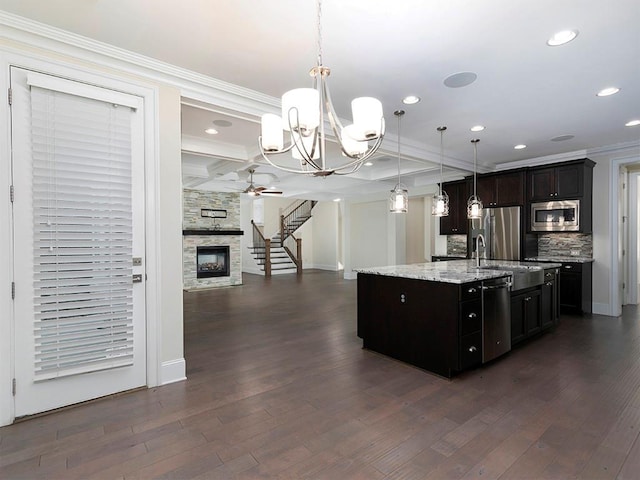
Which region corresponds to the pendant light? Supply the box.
[467,138,483,219]
[389,110,408,213]
[432,126,449,216]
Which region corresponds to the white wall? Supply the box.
[311,201,340,270]
[347,200,391,272]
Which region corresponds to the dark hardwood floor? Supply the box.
[2,270,640,479]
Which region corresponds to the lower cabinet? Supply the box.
[540,268,559,330]
[357,273,483,378]
[559,262,592,314]
[511,288,541,346]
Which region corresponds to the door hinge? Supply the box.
[10,185,14,203]
[11,281,15,299]
[12,378,16,396]
[7,87,12,106]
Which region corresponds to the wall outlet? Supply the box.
[570,250,580,256]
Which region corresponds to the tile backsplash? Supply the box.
[447,235,468,256]
[537,233,592,258]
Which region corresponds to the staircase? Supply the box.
[249,243,297,275]
[249,199,317,277]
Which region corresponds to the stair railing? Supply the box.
[278,199,316,275]
[282,234,303,275]
[251,220,271,277]
[280,199,317,243]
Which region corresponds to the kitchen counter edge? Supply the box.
[356,259,562,285]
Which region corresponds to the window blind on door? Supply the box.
[29,79,135,380]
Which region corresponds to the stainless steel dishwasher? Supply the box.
[482,277,512,363]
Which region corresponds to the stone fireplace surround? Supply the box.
[182,189,243,290]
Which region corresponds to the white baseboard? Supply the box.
[592,302,616,316]
[343,271,357,280]
[307,263,339,271]
[160,358,186,385]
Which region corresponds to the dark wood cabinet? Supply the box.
[440,180,469,235]
[526,159,594,233]
[476,170,525,207]
[559,262,592,314]
[357,273,483,378]
[511,288,541,346]
[540,268,559,330]
[528,164,582,200]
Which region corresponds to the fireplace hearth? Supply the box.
[197,245,230,278]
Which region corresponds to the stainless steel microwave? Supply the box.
[531,200,580,232]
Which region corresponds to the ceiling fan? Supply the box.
[243,168,283,196]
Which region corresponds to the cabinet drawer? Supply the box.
[460,331,482,370]
[461,283,482,301]
[460,300,482,335]
[561,262,582,273]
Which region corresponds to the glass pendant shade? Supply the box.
[291,130,320,160]
[341,124,368,156]
[352,97,384,139]
[260,114,284,152]
[281,88,320,133]
[467,195,483,219]
[432,191,450,216]
[390,185,408,213]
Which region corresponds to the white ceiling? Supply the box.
[1,0,639,200]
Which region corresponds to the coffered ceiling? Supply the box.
[1,0,639,200]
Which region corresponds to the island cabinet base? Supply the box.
[357,273,482,378]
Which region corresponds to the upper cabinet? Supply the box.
[527,159,595,201]
[440,180,469,235]
[476,170,525,207]
[526,159,594,233]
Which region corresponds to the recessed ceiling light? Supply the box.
[470,125,485,132]
[205,127,219,135]
[547,30,579,46]
[551,134,575,142]
[444,72,478,88]
[597,87,620,97]
[514,144,527,150]
[625,119,640,127]
[402,95,421,105]
[333,198,341,202]
[364,161,373,166]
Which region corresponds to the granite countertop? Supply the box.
[525,256,594,264]
[356,259,562,284]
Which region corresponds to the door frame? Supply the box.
[0,51,161,426]
[609,155,640,317]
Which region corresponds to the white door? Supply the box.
[10,67,146,417]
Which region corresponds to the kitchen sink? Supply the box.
[479,265,544,291]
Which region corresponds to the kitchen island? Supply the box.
[357,259,560,378]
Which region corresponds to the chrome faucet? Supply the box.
[475,234,486,267]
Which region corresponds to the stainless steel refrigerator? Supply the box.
[474,206,521,260]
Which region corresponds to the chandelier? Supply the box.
[258,0,385,176]
[389,110,408,213]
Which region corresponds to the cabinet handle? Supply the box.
[545,272,553,277]
[467,287,477,294]
[525,296,532,301]
[468,346,477,353]
[546,282,553,286]
[468,312,477,319]
[564,265,573,269]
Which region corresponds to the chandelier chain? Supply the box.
[316,0,323,65]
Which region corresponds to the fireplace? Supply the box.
[196,245,230,278]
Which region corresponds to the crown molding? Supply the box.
[0,11,278,117]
